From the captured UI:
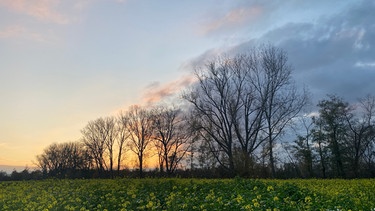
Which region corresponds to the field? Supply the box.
[0,178,374,211]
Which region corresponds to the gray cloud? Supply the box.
[276,0,375,103]
[191,0,375,105]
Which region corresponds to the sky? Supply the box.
[1,0,374,168]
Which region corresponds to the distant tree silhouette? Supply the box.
[81,117,110,175]
[36,142,90,178]
[126,105,154,178]
[151,105,191,176]
[117,112,130,176]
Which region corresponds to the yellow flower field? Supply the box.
[0,178,374,210]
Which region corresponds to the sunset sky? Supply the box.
[1,0,374,168]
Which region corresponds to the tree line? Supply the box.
[33,104,193,179]
[288,94,375,178]
[2,45,374,180]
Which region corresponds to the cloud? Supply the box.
[0,0,70,24]
[355,61,375,68]
[191,0,375,104]
[72,0,92,11]
[200,5,263,35]
[0,25,57,42]
[273,1,375,103]
[0,0,101,41]
[0,0,127,25]
[0,25,24,38]
[142,75,196,105]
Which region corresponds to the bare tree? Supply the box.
[36,142,89,178]
[116,112,130,175]
[184,45,307,177]
[151,105,191,176]
[36,143,60,176]
[345,95,375,177]
[184,54,268,176]
[126,105,154,178]
[253,45,308,178]
[360,95,375,176]
[81,118,109,174]
[290,114,315,178]
[103,116,117,178]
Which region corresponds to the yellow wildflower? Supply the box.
[267,185,274,192]
[304,196,312,203]
[146,201,154,209]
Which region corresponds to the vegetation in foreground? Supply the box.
[0,178,374,211]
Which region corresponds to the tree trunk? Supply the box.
[139,154,143,178]
[269,139,276,178]
[318,141,326,178]
[117,146,122,176]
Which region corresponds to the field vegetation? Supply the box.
[0,178,374,211]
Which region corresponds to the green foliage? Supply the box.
[0,179,374,210]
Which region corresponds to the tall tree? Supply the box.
[116,112,130,175]
[151,105,191,176]
[311,117,328,178]
[184,45,307,177]
[360,96,375,176]
[250,45,308,178]
[345,95,375,177]
[183,54,266,176]
[316,95,350,178]
[184,46,308,177]
[291,115,314,178]
[126,105,153,178]
[103,116,117,178]
[81,117,109,174]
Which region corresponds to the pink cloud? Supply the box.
[200,6,263,35]
[0,25,57,42]
[0,0,69,24]
[0,0,126,24]
[0,25,25,38]
[142,75,196,105]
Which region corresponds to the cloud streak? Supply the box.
[0,0,70,24]
[200,5,263,35]
[142,75,196,105]
[0,25,57,43]
[0,0,125,24]
[0,0,122,42]
[0,25,24,38]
